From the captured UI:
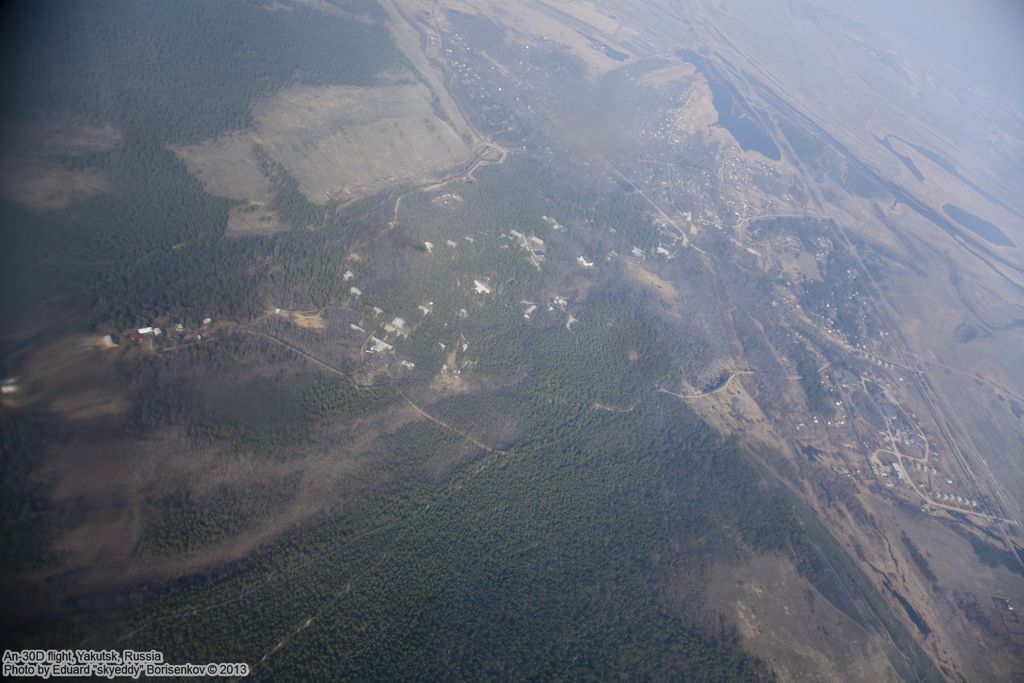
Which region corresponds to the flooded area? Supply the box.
[679,50,781,160]
[943,203,1015,248]
[880,134,1023,220]
[705,79,782,160]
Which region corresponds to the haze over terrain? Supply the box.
[1,1,1022,680]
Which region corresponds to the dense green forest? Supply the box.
[2,266,942,679]
[1,0,406,143]
[254,145,330,229]
[800,247,869,348]
[0,407,63,575]
[122,334,396,447]
[789,340,834,416]
[12,384,797,680]
[143,477,302,557]
[0,141,234,325]
[7,351,940,679]
[0,0,406,329]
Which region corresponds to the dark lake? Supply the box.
[881,134,1023,221]
[900,138,956,176]
[705,79,781,160]
[678,50,780,160]
[943,203,1015,248]
[878,135,923,182]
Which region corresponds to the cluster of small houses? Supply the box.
[335,211,694,370]
[505,215,685,273]
[926,490,979,508]
[509,229,548,266]
[344,269,420,369]
[130,318,212,342]
[872,459,980,509]
[343,236,587,371]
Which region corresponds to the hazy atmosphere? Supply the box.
[1,1,1022,680]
